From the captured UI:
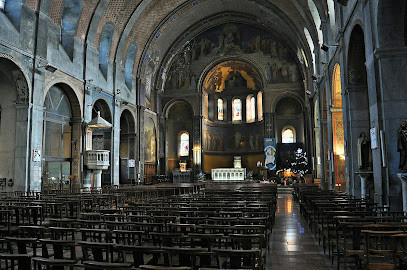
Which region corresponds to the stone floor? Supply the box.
[266,192,334,269]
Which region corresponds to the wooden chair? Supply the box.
[80,228,112,242]
[79,241,132,269]
[361,230,403,270]
[32,239,77,270]
[213,248,262,270]
[0,237,38,270]
[162,247,213,269]
[115,244,162,267]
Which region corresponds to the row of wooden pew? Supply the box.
[0,182,277,269]
[294,183,407,269]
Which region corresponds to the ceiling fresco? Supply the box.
[163,23,302,92]
[203,60,261,93]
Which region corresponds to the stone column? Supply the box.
[83,89,93,188]
[375,48,407,210]
[356,171,373,199]
[111,100,120,186]
[193,116,203,174]
[93,170,102,189]
[14,104,29,191]
[397,172,407,212]
[138,106,145,183]
[263,112,275,139]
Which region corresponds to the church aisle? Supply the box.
[266,192,333,269]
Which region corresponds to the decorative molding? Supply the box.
[11,70,29,104]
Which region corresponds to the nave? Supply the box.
[268,191,332,269]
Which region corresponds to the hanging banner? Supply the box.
[264,138,276,170]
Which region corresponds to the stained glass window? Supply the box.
[217,99,223,120]
[0,0,5,10]
[232,99,241,122]
[282,128,294,143]
[246,95,256,122]
[257,91,263,120]
[179,132,189,156]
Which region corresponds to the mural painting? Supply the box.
[144,117,156,163]
[203,122,264,153]
[165,23,302,91]
[203,60,262,93]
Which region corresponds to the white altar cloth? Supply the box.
[211,168,246,181]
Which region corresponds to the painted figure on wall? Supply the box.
[144,118,156,163]
[164,23,302,91]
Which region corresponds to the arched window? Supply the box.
[246,95,255,123]
[217,98,224,120]
[257,91,263,121]
[232,98,242,122]
[61,0,82,60]
[0,0,5,10]
[179,132,189,156]
[282,127,295,143]
[99,22,115,79]
[125,42,138,90]
[43,86,72,190]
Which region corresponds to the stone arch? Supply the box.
[165,100,194,174]
[307,0,323,46]
[0,57,30,191]
[119,109,136,184]
[0,54,31,101]
[347,24,367,86]
[41,83,82,191]
[92,98,112,123]
[304,27,316,73]
[271,92,304,114]
[198,57,265,94]
[163,98,196,118]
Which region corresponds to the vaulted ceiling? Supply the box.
[29,0,334,83]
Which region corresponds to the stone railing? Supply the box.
[84,150,110,170]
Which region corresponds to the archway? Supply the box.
[42,84,81,191]
[274,95,307,175]
[119,109,136,184]
[165,100,194,174]
[0,58,29,191]
[201,60,264,173]
[331,64,345,192]
[92,99,112,186]
[347,24,371,198]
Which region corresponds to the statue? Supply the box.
[398,121,407,171]
[357,132,372,170]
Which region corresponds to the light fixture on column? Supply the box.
[37,63,58,73]
[321,43,339,52]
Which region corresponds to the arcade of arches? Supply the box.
[1,1,407,210]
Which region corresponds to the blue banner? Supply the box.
[264,138,276,170]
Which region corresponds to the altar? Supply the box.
[211,168,246,181]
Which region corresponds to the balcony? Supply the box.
[84,150,110,170]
